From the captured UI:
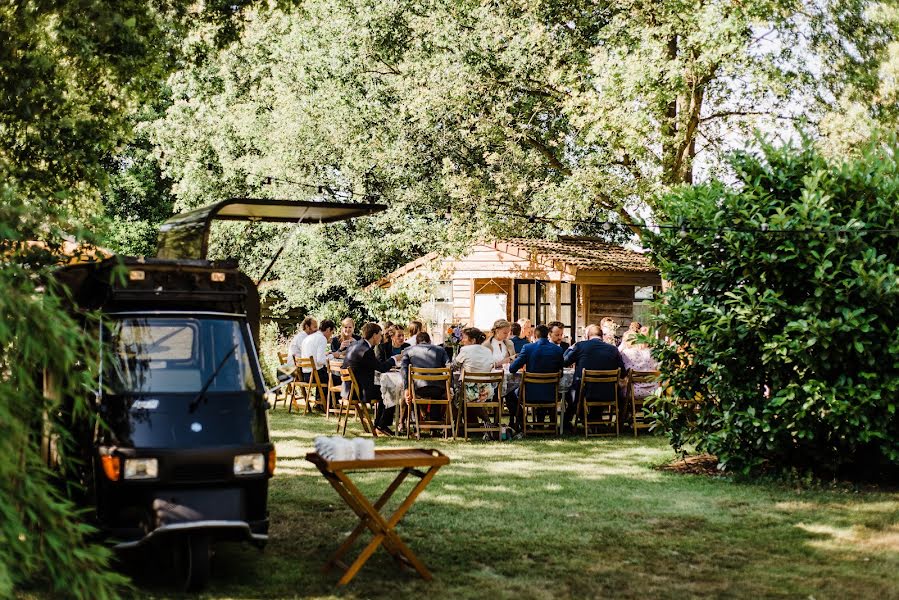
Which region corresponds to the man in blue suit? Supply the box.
[507,324,564,430]
[562,323,625,431]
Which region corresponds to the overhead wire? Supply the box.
[248,172,899,236]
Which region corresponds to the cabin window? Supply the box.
[514,280,577,339]
[560,282,577,340]
[514,280,539,323]
[421,281,454,343]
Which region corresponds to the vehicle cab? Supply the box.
[49,199,385,591]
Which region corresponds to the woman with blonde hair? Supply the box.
[482,318,516,368]
[406,320,425,347]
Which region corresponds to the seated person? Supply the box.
[483,319,516,366]
[300,319,336,385]
[331,317,361,355]
[563,324,626,431]
[547,320,570,351]
[507,324,564,429]
[620,325,660,399]
[405,320,425,348]
[509,322,527,354]
[287,316,317,363]
[375,325,409,361]
[513,318,532,352]
[402,332,451,419]
[600,317,618,345]
[343,322,401,436]
[451,327,495,426]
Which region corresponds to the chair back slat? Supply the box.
[521,371,561,384]
[581,368,620,384]
[630,370,660,383]
[460,371,503,385]
[410,366,451,383]
[294,356,316,370]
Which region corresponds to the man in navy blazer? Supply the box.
[508,324,564,429]
[562,323,625,430]
[343,322,401,435]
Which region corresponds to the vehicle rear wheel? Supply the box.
[174,533,211,593]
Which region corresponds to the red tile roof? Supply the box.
[503,237,656,272]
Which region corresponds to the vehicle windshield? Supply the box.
[106,316,259,394]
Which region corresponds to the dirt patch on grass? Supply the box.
[658,453,724,476]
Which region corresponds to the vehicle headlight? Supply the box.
[123,458,158,480]
[234,453,265,476]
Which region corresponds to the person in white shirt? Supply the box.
[287,317,317,362]
[482,319,515,368]
[300,319,336,384]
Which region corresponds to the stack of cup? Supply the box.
[314,435,376,461]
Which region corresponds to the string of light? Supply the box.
[472,208,899,236]
[249,172,899,236]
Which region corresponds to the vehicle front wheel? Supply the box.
[174,533,211,593]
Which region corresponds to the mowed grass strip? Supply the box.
[153,411,899,600]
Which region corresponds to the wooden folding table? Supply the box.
[305,448,450,585]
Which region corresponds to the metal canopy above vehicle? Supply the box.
[157,198,387,259]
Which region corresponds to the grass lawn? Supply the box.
[148,410,899,599]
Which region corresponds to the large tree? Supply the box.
[154,0,897,233]
[147,0,897,324]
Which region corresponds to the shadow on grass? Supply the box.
[137,411,899,600]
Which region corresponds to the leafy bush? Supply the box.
[647,137,899,477]
[0,191,127,597]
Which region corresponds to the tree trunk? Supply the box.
[660,35,679,186]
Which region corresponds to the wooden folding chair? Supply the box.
[578,369,621,438]
[293,357,327,414]
[519,370,560,438]
[272,351,295,411]
[628,370,661,437]
[337,367,377,437]
[325,359,344,420]
[460,371,504,440]
[407,367,455,440]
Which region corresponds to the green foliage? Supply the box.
[144,0,898,323]
[0,1,274,595]
[0,191,127,598]
[101,98,176,257]
[152,0,898,228]
[647,135,899,477]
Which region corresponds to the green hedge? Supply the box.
[647,137,899,477]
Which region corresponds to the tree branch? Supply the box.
[523,136,572,176]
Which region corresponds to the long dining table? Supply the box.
[376,366,576,434]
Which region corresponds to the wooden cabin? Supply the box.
[371,237,661,343]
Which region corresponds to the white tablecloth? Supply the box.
[376,368,575,410]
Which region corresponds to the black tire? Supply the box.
[176,534,211,593]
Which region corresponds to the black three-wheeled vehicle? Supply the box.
[46,199,384,591]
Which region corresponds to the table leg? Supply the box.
[323,468,410,571]
[324,465,442,585]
